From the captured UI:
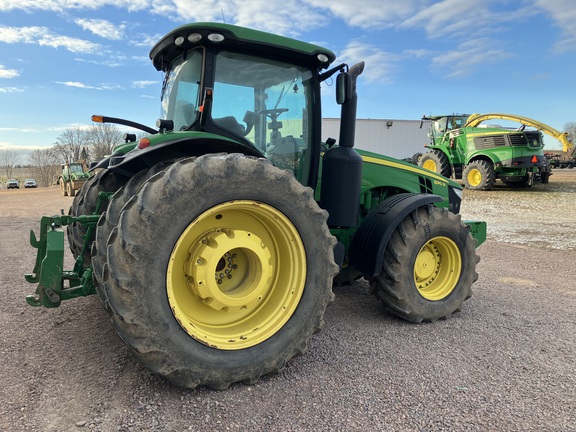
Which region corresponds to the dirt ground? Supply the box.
[1,170,575,431]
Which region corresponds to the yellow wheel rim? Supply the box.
[167,201,306,350]
[414,236,462,301]
[422,159,438,172]
[467,168,482,187]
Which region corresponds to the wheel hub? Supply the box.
[414,237,462,301]
[423,160,437,172]
[166,200,306,350]
[414,249,437,281]
[468,168,481,187]
[186,229,273,312]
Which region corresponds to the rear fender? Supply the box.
[106,134,262,177]
[348,193,443,277]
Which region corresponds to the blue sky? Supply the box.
[1,0,575,160]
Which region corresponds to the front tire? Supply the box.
[101,154,338,389]
[370,205,479,323]
[67,169,127,262]
[60,179,68,196]
[462,160,496,190]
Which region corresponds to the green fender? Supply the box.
[348,193,443,277]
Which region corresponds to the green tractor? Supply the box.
[418,113,567,190]
[25,22,486,389]
[59,162,90,197]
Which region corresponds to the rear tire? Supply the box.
[370,205,479,323]
[92,161,177,308]
[419,150,451,178]
[411,152,422,165]
[66,181,75,197]
[462,160,496,190]
[101,154,338,389]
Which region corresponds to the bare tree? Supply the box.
[564,122,576,149]
[88,123,124,162]
[1,150,19,179]
[54,127,90,164]
[28,148,60,187]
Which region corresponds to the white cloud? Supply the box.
[39,34,101,52]
[0,25,101,53]
[402,0,485,37]
[0,126,40,133]
[149,0,329,37]
[401,0,538,39]
[0,65,20,78]
[56,81,100,89]
[74,57,124,68]
[55,81,123,90]
[534,0,576,52]
[431,38,511,78]
[75,18,125,40]
[308,0,422,28]
[132,80,157,88]
[0,87,24,93]
[0,0,149,13]
[130,33,164,48]
[338,41,398,84]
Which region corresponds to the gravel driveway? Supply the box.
[1,170,574,431]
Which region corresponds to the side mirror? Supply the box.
[336,72,351,105]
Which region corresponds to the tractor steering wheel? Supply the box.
[258,108,289,120]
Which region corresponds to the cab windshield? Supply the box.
[160,49,314,182]
[431,116,469,138]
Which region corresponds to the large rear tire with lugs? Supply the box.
[100,154,338,389]
[92,161,178,308]
[370,205,479,323]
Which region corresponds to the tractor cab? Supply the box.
[161,49,310,176]
[426,114,470,140]
[147,23,338,186]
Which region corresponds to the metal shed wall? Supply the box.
[321,118,432,160]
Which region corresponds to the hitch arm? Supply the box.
[25,215,100,308]
[24,192,112,308]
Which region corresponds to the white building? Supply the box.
[321,118,432,160]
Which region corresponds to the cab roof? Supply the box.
[150,22,336,72]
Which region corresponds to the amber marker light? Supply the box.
[138,138,151,149]
[92,115,104,123]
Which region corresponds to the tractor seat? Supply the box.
[214,116,246,136]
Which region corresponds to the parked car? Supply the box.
[6,179,19,189]
[24,179,37,188]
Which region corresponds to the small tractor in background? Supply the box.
[545,145,576,169]
[24,22,486,390]
[418,113,572,190]
[59,162,90,197]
